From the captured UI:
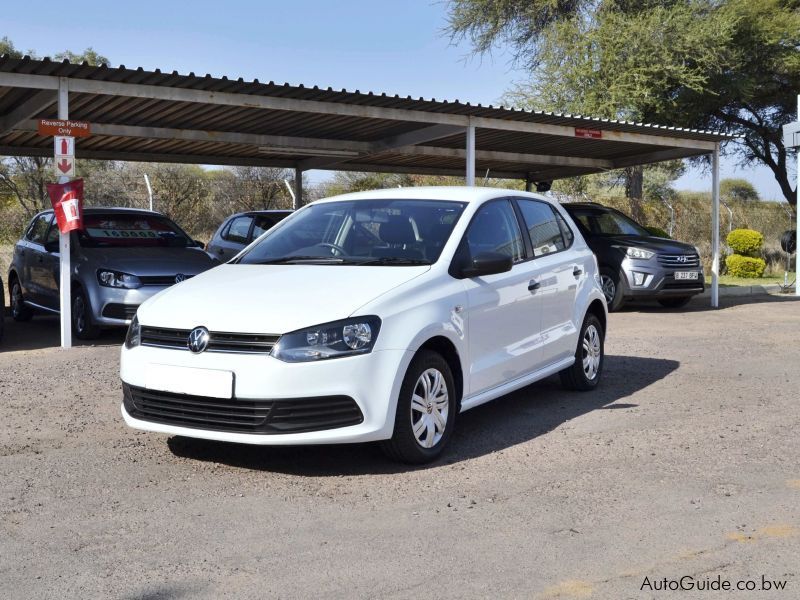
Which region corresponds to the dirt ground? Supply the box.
[1,296,799,599]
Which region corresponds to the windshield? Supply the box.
[78,213,194,248]
[567,207,650,237]
[237,199,466,265]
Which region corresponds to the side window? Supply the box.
[44,221,60,247]
[465,200,524,263]
[517,200,568,257]
[26,214,53,244]
[223,216,253,244]
[554,210,574,247]
[251,215,281,240]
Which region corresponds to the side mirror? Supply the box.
[459,252,513,278]
[193,239,206,248]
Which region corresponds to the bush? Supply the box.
[725,254,766,278]
[726,228,764,257]
[645,226,670,238]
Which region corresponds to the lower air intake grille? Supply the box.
[123,384,363,434]
[102,303,139,320]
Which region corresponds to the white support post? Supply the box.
[465,122,476,186]
[795,94,799,296]
[144,173,154,212]
[711,143,721,308]
[293,167,302,210]
[57,77,72,348]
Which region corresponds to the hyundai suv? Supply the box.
[562,203,704,310]
[120,187,607,463]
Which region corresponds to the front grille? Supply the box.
[102,303,139,320]
[663,280,704,290]
[139,274,194,286]
[140,326,280,354]
[657,253,700,268]
[123,384,363,434]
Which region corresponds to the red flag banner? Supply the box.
[47,178,84,234]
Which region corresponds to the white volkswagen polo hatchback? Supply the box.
[121,187,607,463]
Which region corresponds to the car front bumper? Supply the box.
[120,344,412,445]
[87,284,169,327]
[620,259,705,299]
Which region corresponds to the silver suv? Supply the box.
[8,207,218,339]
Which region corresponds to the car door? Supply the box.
[21,213,54,305]
[39,220,62,310]
[515,198,582,365]
[211,215,253,261]
[460,199,543,397]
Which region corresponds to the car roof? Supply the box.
[315,186,551,205]
[562,202,610,211]
[39,206,166,216]
[230,210,293,218]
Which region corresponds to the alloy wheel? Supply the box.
[73,294,86,333]
[11,283,24,318]
[582,324,602,380]
[600,275,616,304]
[410,368,449,449]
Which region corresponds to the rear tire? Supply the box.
[0,282,5,342]
[599,267,625,311]
[560,313,604,391]
[657,296,692,308]
[10,277,33,322]
[381,350,457,464]
[71,287,101,340]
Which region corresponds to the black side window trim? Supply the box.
[511,197,574,260]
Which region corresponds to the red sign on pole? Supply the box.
[47,179,84,234]
[574,128,603,139]
[38,119,91,138]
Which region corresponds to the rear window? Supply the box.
[77,214,192,248]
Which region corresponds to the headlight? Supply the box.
[97,269,142,289]
[622,247,655,260]
[124,315,141,349]
[271,316,381,362]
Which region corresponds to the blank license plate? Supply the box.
[674,271,699,280]
[146,364,234,399]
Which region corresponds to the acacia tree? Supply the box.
[447,0,800,208]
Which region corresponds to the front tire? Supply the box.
[381,350,457,464]
[560,313,605,391]
[71,287,101,340]
[10,277,33,322]
[599,268,625,311]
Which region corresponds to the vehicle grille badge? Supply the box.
[175,273,186,283]
[188,327,210,353]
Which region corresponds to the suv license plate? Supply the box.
[674,271,699,280]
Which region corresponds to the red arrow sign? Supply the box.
[57,158,73,174]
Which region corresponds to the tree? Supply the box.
[720,178,760,202]
[447,0,800,207]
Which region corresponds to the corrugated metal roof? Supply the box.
[0,56,732,180]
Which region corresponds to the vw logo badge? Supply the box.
[175,273,186,283]
[187,326,210,353]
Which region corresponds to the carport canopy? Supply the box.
[0,56,733,348]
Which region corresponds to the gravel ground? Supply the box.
[1,296,799,599]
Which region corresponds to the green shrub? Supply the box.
[725,254,766,278]
[726,228,764,257]
[645,226,670,238]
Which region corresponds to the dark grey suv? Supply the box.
[563,203,704,310]
[8,207,218,339]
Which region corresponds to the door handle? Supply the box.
[573,266,583,277]
[37,255,44,263]
[528,280,541,292]
[217,248,224,255]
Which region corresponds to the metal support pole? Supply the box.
[524,176,534,193]
[465,122,475,186]
[57,77,72,348]
[293,167,303,209]
[144,173,154,211]
[796,94,799,296]
[711,143,721,308]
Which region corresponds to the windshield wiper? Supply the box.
[252,255,347,265]
[355,257,431,266]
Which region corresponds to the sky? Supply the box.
[1,0,790,201]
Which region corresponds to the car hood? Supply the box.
[137,263,431,333]
[80,246,218,275]
[600,235,696,254]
